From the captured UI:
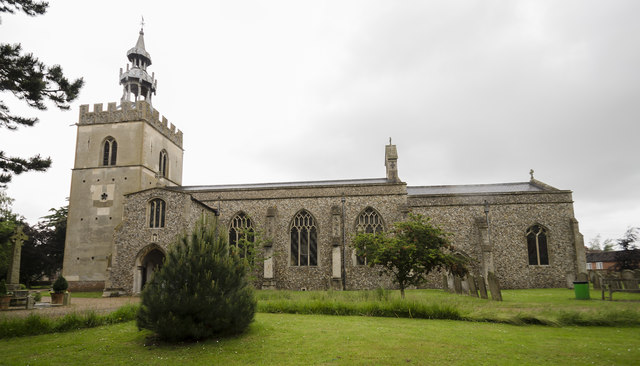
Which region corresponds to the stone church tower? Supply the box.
[62,28,184,290]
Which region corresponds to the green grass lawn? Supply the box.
[1,313,639,365]
[257,288,640,326]
[67,291,104,299]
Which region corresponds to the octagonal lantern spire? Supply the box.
[119,25,157,105]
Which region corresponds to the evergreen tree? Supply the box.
[0,189,20,279]
[19,206,66,286]
[0,0,84,186]
[613,227,640,271]
[137,215,256,341]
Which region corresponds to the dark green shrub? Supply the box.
[137,216,257,342]
[52,275,68,293]
[0,280,7,295]
[33,291,42,302]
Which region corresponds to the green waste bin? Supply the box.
[573,281,590,300]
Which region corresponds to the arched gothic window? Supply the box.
[158,150,168,177]
[102,137,117,166]
[355,207,384,265]
[290,210,317,266]
[149,199,166,228]
[229,212,254,259]
[526,225,549,265]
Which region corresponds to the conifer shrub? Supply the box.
[52,275,68,293]
[136,216,257,341]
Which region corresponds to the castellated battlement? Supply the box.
[78,100,183,148]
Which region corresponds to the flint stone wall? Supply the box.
[108,188,213,292]
[408,190,579,288]
[108,182,581,293]
[187,182,407,291]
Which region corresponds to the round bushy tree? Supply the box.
[52,275,68,293]
[137,216,256,341]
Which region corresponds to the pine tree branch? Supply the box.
[0,0,48,16]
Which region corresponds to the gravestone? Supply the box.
[487,271,503,301]
[26,295,35,310]
[461,277,469,294]
[467,274,478,297]
[591,272,601,290]
[576,272,588,282]
[442,274,449,292]
[621,270,637,290]
[63,292,72,306]
[478,276,488,299]
[453,275,463,294]
[446,273,455,293]
[7,226,27,291]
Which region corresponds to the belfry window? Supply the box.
[229,212,254,259]
[149,199,166,228]
[159,150,168,177]
[102,137,117,166]
[290,210,317,266]
[526,225,549,265]
[355,207,384,265]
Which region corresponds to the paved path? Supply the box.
[0,296,140,319]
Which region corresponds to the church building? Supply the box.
[61,29,587,294]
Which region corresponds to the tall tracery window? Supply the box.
[149,199,166,228]
[158,150,168,177]
[290,210,317,266]
[355,207,384,265]
[526,225,549,265]
[102,137,117,166]
[229,212,254,259]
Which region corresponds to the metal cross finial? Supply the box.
[529,169,534,180]
[140,16,145,31]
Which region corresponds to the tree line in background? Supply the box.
[0,189,65,286]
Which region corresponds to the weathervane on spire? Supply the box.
[389,137,392,145]
[140,16,145,32]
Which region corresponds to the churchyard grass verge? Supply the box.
[1,313,640,365]
[0,304,138,338]
[256,288,640,327]
[70,291,104,298]
[1,287,638,339]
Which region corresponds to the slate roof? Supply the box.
[174,178,563,196]
[585,250,640,263]
[175,178,390,192]
[406,182,545,196]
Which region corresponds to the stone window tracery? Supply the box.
[102,137,117,166]
[355,207,384,265]
[149,198,166,228]
[290,210,317,266]
[526,225,549,265]
[229,212,254,259]
[159,150,168,177]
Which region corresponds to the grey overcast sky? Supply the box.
[1,1,638,244]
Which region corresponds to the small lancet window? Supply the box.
[290,210,318,266]
[149,198,166,228]
[355,207,384,265]
[526,225,549,265]
[229,213,254,259]
[102,137,117,166]
[159,150,168,177]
